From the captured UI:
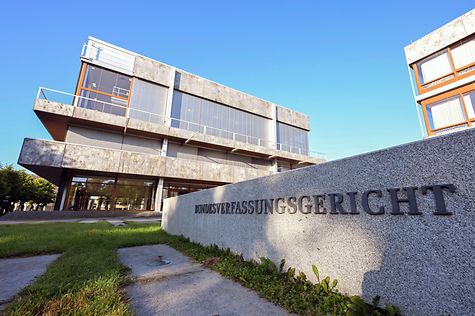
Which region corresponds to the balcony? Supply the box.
[18,139,271,186]
[36,87,324,162]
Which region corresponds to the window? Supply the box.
[171,91,271,146]
[77,64,132,116]
[129,79,169,124]
[426,96,466,130]
[463,91,475,119]
[416,50,453,84]
[114,179,156,211]
[67,176,115,211]
[451,38,475,70]
[413,35,475,92]
[66,176,157,211]
[277,122,309,155]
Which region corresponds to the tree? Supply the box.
[32,178,56,210]
[0,163,57,211]
[2,165,21,202]
[0,165,10,199]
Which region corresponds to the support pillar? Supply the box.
[155,178,164,213]
[271,104,278,149]
[153,67,174,213]
[54,170,69,211]
[272,158,279,173]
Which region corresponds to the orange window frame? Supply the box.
[412,35,475,94]
[420,82,475,136]
[75,62,132,107]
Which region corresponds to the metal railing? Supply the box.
[37,87,323,159]
[81,43,134,73]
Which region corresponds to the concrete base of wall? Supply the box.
[163,127,475,316]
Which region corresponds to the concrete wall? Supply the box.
[174,71,274,119]
[162,127,475,316]
[65,126,162,155]
[276,106,310,131]
[405,9,475,64]
[18,139,272,185]
[167,143,272,171]
[134,56,173,87]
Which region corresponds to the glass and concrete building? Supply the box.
[405,9,475,137]
[18,37,322,212]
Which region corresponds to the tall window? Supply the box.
[416,50,453,85]
[66,176,157,211]
[171,91,272,147]
[426,96,466,130]
[451,38,475,70]
[67,176,115,211]
[114,179,156,211]
[128,79,169,124]
[76,64,132,116]
[422,87,475,135]
[463,91,475,120]
[277,122,309,155]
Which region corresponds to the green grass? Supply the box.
[0,222,160,315]
[0,222,400,316]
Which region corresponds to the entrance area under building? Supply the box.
[64,173,218,212]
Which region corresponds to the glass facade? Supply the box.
[114,178,156,210]
[162,182,215,199]
[277,122,309,155]
[67,176,115,211]
[129,79,169,124]
[171,91,272,146]
[77,64,131,116]
[73,63,312,155]
[66,176,156,211]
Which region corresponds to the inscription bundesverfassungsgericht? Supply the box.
[195,184,456,216]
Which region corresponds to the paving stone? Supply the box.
[118,245,289,316]
[0,254,60,311]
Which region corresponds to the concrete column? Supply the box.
[154,67,175,212]
[161,138,169,156]
[54,170,69,211]
[271,104,278,149]
[272,158,279,174]
[154,178,164,213]
[155,137,169,212]
[164,68,176,127]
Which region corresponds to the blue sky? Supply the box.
[0,1,473,166]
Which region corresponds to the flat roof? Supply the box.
[404,9,475,65]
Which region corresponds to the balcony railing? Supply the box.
[80,43,135,73]
[37,87,323,159]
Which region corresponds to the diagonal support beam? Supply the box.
[185,131,199,144]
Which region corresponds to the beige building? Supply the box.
[405,9,475,137]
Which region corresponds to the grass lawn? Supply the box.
[0,222,400,316]
[0,222,162,315]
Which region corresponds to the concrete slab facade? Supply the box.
[18,139,271,184]
[404,8,475,64]
[163,127,475,316]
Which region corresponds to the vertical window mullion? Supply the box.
[459,93,471,126]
